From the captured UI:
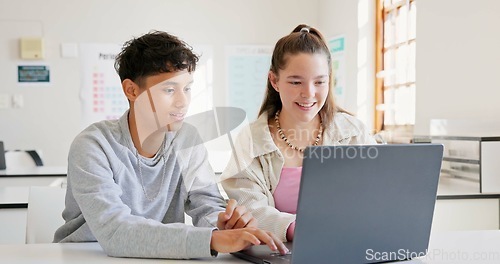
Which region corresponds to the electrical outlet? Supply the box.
[0,94,9,109]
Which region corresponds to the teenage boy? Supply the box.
[54,31,287,259]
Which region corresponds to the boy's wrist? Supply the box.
[210,229,219,257]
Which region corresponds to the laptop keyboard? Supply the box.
[270,251,292,261]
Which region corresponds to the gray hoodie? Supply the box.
[54,111,225,259]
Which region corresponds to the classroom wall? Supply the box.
[0,0,321,166]
[415,0,500,135]
[11,0,499,165]
[318,0,375,133]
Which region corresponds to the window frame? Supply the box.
[375,0,416,142]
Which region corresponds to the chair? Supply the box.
[5,149,44,168]
[25,186,66,243]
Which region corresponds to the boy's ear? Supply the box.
[123,79,140,101]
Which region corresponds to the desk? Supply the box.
[0,231,499,263]
[0,242,244,264]
[0,187,40,244]
[0,186,30,208]
[0,166,67,177]
[0,166,67,204]
[418,230,500,264]
[0,166,67,188]
[0,166,67,244]
[434,175,500,231]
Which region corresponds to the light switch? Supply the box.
[12,94,24,108]
[61,43,78,58]
[0,94,9,109]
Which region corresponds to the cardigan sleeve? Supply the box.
[221,127,295,242]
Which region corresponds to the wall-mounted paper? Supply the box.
[226,46,272,120]
[79,43,127,128]
[328,35,346,107]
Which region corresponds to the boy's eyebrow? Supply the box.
[157,80,194,86]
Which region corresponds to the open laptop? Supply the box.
[232,144,443,264]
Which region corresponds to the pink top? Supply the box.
[274,167,302,241]
[274,167,302,214]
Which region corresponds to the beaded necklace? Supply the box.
[274,110,323,152]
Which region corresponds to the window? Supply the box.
[375,0,416,143]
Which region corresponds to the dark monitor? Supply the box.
[0,141,6,170]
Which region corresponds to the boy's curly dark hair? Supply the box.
[114,30,199,87]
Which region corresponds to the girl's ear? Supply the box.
[269,71,279,92]
[123,79,140,102]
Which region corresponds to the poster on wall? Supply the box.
[79,43,127,128]
[328,35,346,107]
[17,64,51,84]
[226,45,272,121]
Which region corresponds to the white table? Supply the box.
[1,231,499,263]
[417,230,500,263]
[0,166,67,177]
[0,166,67,188]
[0,242,245,264]
[0,166,67,244]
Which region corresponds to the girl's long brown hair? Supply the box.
[258,24,348,128]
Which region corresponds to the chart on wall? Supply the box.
[226,46,272,121]
[79,43,126,128]
[328,35,346,108]
[78,44,213,129]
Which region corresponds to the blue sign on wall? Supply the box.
[18,65,50,83]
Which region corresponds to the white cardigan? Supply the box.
[221,111,377,241]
